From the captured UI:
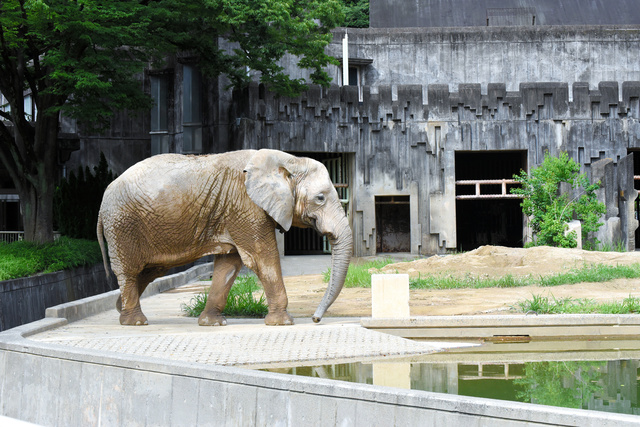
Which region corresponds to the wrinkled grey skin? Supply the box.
[97,149,353,326]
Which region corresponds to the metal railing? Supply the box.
[0,231,24,243]
[455,179,522,200]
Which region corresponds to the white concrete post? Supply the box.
[342,33,349,85]
[371,274,410,318]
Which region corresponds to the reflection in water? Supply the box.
[264,359,640,415]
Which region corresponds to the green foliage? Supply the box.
[54,153,115,240]
[0,0,344,242]
[515,361,605,409]
[323,258,397,288]
[511,152,606,248]
[516,294,640,314]
[181,275,268,318]
[342,0,369,27]
[1,0,344,124]
[0,237,103,281]
[149,0,345,98]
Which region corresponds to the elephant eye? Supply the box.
[316,193,325,203]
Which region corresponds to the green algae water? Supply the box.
[262,340,640,416]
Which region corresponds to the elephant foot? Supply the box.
[116,295,122,313]
[119,307,148,326]
[265,311,294,326]
[198,311,227,326]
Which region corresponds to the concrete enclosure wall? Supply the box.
[370,0,640,28]
[232,80,640,255]
[0,264,115,332]
[327,26,640,92]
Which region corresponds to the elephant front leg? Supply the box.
[199,253,243,326]
[251,255,294,326]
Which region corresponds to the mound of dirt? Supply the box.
[283,245,640,317]
[377,245,640,278]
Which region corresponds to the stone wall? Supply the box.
[0,264,115,332]
[327,26,640,92]
[370,0,640,28]
[232,81,640,255]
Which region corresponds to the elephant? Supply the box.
[97,149,353,326]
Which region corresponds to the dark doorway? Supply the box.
[376,195,410,252]
[284,152,351,255]
[628,150,640,249]
[455,151,526,251]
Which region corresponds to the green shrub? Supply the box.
[181,275,268,318]
[511,152,606,248]
[0,237,103,280]
[54,152,116,240]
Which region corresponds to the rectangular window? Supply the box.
[151,134,170,156]
[0,93,10,115]
[183,65,202,153]
[150,75,169,156]
[150,76,168,132]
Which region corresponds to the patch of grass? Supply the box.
[323,258,397,288]
[409,273,531,290]
[181,275,268,318]
[0,237,103,281]
[539,263,640,287]
[181,290,208,317]
[335,262,640,291]
[515,294,640,314]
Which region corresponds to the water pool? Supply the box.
[262,339,640,416]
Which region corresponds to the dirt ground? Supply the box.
[284,245,640,318]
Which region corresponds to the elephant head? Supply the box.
[244,149,353,322]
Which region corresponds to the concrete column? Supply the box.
[371,274,410,318]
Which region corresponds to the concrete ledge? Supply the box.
[44,262,213,323]
[362,314,640,339]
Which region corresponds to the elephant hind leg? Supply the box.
[117,267,167,326]
[118,274,148,326]
[199,253,243,326]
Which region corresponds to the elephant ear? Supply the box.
[244,149,298,231]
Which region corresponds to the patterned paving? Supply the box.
[37,324,443,368]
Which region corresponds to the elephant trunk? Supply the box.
[312,214,353,323]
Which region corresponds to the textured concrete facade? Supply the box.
[231,80,640,255]
[370,0,640,28]
[327,26,640,92]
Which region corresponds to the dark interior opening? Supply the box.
[284,152,350,255]
[455,150,526,251]
[628,149,640,249]
[376,195,410,252]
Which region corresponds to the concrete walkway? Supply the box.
[29,254,466,369]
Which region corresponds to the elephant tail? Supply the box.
[96,213,111,280]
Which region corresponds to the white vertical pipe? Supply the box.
[342,32,349,86]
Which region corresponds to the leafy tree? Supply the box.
[0,0,344,243]
[511,152,606,248]
[342,0,369,27]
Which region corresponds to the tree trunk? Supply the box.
[16,113,60,244]
[19,175,55,244]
